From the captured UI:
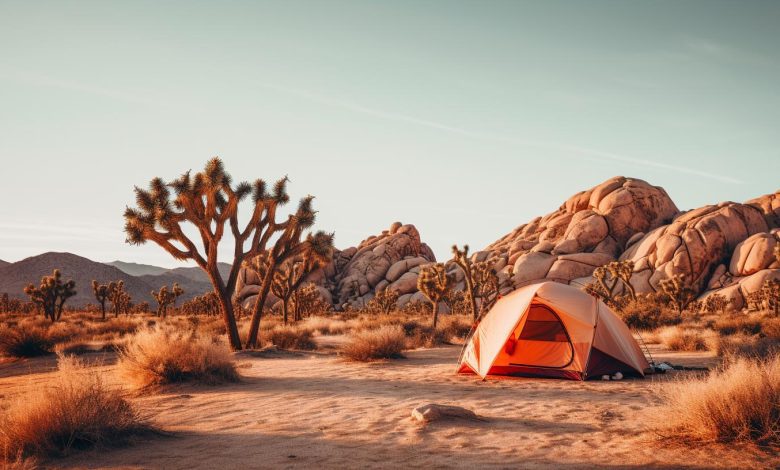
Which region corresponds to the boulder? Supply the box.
[729,230,779,276]
[387,271,419,296]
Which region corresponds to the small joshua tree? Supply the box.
[472,260,499,319]
[24,269,76,322]
[761,278,780,316]
[367,287,399,314]
[253,233,333,324]
[171,282,184,311]
[152,286,176,317]
[584,260,636,310]
[290,283,330,320]
[417,263,454,328]
[451,245,479,320]
[107,281,128,317]
[659,274,696,316]
[92,280,110,320]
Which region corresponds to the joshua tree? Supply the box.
[152,285,176,317]
[290,283,329,320]
[472,260,500,319]
[23,269,76,322]
[257,238,333,324]
[417,263,454,328]
[107,281,128,317]
[92,281,110,320]
[0,293,9,314]
[124,158,328,350]
[451,245,479,320]
[584,260,636,310]
[761,278,780,316]
[171,282,184,311]
[659,274,696,316]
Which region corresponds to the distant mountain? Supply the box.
[0,252,157,306]
[0,252,219,307]
[106,260,168,277]
[0,260,8,268]
[109,260,232,284]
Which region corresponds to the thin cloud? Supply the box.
[255,82,743,184]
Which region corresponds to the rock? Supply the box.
[547,259,600,281]
[387,271,419,295]
[411,404,481,423]
[729,230,779,276]
[512,252,555,285]
[386,257,429,283]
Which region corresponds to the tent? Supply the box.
[458,282,649,380]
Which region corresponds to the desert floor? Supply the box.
[1,342,775,470]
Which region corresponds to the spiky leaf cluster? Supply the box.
[107,281,131,317]
[152,285,177,317]
[92,280,111,319]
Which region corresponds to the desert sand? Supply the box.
[1,341,775,470]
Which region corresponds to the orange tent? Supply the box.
[458,282,649,380]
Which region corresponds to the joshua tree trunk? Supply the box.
[246,265,276,349]
[100,301,106,320]
[282,299,289,325]
[431,301,439,328]
[207,271,242,351]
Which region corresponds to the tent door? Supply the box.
[505,303,574,369]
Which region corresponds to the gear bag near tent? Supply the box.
[458,282,649,380]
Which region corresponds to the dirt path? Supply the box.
[1,346,774,469]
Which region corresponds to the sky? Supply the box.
[0,0,779,268]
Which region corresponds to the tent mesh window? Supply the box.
[518,304,568,342]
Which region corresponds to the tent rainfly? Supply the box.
[458,282,649,380]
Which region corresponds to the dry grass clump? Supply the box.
[662,328,711,352]
[656,353,780,446]
[0,326,53,358]
[620,298,681,330]
[714,315,763,336]
[441,316,473,339]
[117,326,239,389]
[302,316,349,335]
[0,355,149,461]
[266,325,316,350]
[342,325,406,361]
[717,334,780,360]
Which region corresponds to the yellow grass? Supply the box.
[0,325,53,358]
[654,326,712,352]
[656,353,780,446]
[266,325,316,350]
[117,326,239,389]
[342,325,406,361]
[0,355,149,461]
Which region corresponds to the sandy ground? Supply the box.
[0,344,775,470]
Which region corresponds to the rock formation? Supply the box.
[233,177,779,315]
[234,222,436,311]
[479,177,678,290]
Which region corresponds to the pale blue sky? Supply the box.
[0,1,778,267]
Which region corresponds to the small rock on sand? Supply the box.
[411,403,481,423]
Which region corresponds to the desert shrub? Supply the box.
[342,325,406,361]
[761,317,780,339]
[663,329,710,352]
[717,334,780,360]
[117,326,239,389]
[0,356,149,461]
[619,296,680,330]
[402,320,450,348]
[714,316,763,336]
[0,326,53,357]
[266,325,316,350]
[656,353,780,445]
[442,316,473,339]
